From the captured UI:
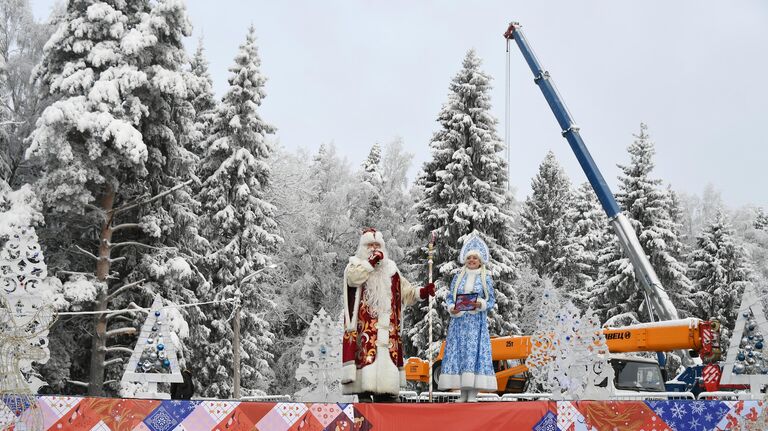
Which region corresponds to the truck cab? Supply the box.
[604,354,666,395]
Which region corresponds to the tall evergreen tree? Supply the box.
[27,0,202,396]
[187,36,217,157]
[567,182,609,304]
[755,208,768,231]
[405,50,519,358]
[355,143,383,229]
[666,185,690,253]
[196,25,281,397]
[591,123,695,325]
[690,211,752,334]
[517,151,580,289]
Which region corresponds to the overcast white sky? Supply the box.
[32,1,768,208]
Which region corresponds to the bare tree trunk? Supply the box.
[88,184,115,396]
[233,302,241,399]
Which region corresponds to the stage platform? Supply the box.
[2,395,767,430]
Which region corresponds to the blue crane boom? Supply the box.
[503,22,684,338]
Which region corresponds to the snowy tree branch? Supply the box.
[73,245,99,261]
[67,380,90,388]
[114,178,196,214]
[107,278,145,301]
[111,223,140,232]
[102,358,123,367]
[105,327,137,338]
[106,302,146,319]
[105,346,135,355]
[56,270,95,278]
[109,241,173,252]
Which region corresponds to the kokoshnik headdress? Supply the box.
[459,233,490,265]
[453,232,490,303]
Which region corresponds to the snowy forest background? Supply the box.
[1,0,767,398]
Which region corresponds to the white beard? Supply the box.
[362,264,393,319]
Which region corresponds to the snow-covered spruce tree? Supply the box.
[665,185,690,257]
[566,182,610,306]
[353,143,384,229]
[517,151,580,290]
[590,123,695,325]
[27,0,203,396]
[690,211,752,335]
[405,50,519,358]
[186,36,217,158]
[196,25,281,397]
[755,208,768,232]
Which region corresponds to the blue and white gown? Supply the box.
[438,268,498,391]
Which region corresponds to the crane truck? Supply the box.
[405,318,722,395]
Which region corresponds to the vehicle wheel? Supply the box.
[431,361,442,392]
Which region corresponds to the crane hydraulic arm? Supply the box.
[503,22,681,329]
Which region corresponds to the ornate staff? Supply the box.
[427,230,436,402]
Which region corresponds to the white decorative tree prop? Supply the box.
[1,224,56,430]
[528,282,561,392]
[549,302,581,400]
[720,283,768,398]
[527,282,614,400]
[572,308,613,400]
[295,308,346,402]
[121,295,182,399]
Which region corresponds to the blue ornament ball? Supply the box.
[757,342,764,350]
[738,352,746,361]
[162,359,170,367]
[749,351,754,358]
[157,343,165,351]
[155,311,161,317]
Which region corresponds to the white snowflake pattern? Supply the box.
[690,402,706,416]
[705,413,714,423]
[688,416,700,429]
[671,403,687,419]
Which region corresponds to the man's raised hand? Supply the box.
[368,250,384,267]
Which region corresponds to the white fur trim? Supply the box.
[348,256,375,273]
[359,230,385,247]
[464,250,482,261]
[341,362,357,384]
[341,343,402,396]
[349,256,397,277]
[468,297,487,315]
[342,268,362,331]
[438,372,498,391]
[477,297,487,311]
[449,306,466,318]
